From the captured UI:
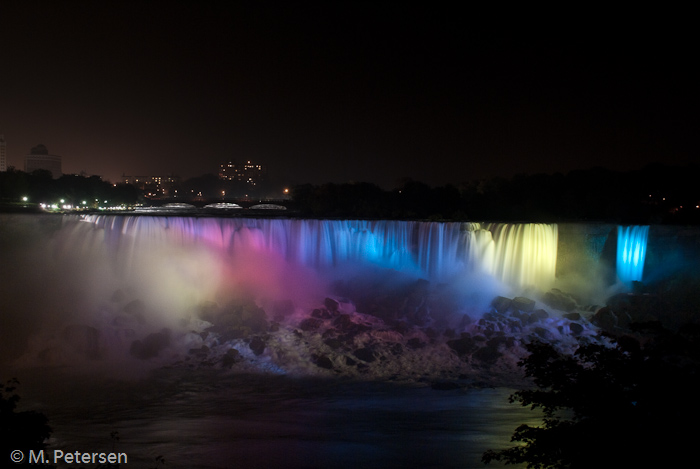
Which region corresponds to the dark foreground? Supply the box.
[13,368,539,469]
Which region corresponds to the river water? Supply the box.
[15,368,538,469]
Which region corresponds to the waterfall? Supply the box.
[483,223,558,290]
[617,225,649,283]
[71,215,558,291]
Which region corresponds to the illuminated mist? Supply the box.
[1,215,657,377]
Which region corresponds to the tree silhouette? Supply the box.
[483,325,700,468]
[1,378,52,466]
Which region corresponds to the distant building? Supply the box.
[24,144,62,178]
[219,160,267,186]
[0,134,6,172]
[122,174,181,198]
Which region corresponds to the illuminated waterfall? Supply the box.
[483,223,558,290]
[617,225,649,283]
[70,216,558,291]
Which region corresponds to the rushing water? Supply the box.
[0,214,563,369]
[617,225,649,283]
[67,215,560,290]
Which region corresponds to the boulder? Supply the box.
[333,314,370,334]
[353,347,376,362]
[249,336,266,356]
[314,355,334,369]
[542,288,578,312]
[299,318,324,331]
[217,300,269,335]
[324,338,342,350]
[221,348,242,368]
[512,296,536,313]
[389,343,403,355]
[324,297,340,313]
[491,296,512,314]
[592,307,618,331]
[532,309,549,320]
[334,314,355,331]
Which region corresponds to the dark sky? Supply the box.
[1,2,697,188]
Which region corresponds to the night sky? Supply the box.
[1,2,697,188]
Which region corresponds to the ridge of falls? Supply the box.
[69,215,559,292]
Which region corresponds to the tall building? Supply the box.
[0,134,6,172]
[24,144,62,178]
[219,160,267,186]
[122,174,180,198]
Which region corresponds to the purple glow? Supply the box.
[77,216,558,290]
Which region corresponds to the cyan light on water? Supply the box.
[617,225,649,283]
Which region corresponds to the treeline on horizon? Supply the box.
[0,168,140,207]
[291,163,700,224]
[2,163,699,224]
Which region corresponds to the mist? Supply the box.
[1,214,656,377]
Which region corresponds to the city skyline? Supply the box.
[1,3,698,188]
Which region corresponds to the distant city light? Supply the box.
[22,196,28,202]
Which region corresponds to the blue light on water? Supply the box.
[617,226,649,283]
